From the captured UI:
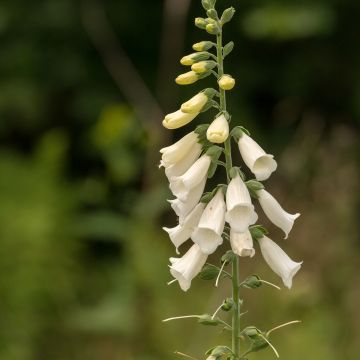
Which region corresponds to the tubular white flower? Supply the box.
[169,177,206,223]
[257,189,300,239]
[164,143,202,180]
[238,133,277,181]
[258,236,302,289]
[163,203,205,253]
[225,174,258,232]
[169,244,208,291]
[170,154,211,202]
[160,131,199,166]
[181,92,208,114]
[162,109,198,129]
[192,189,226,254]
[230,229,255,257]
[206,114,229,144]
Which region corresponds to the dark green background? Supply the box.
[0,0,359,359]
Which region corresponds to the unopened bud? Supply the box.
[192,60,217,74]
[206,22,220,35]
[218,74,235,90]
[206,114,229,143]
[221,7,235,24]
[180,52,210,66]
[175,71,199,85]
[195,17,207,29]
[181,92,208,113]
[193,41,214,52]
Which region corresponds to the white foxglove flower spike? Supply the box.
[160,131,199,166]
[169,177,207,224]
[257,189,300,239]
[192,189,226,254]
[238,132,277,181]
[163,203,205,253]
[164,143,202,180]
[162,109,199,129]
[258,236,302,289]
[169,244,207,291]
[170,154,211,202]
[230,229,255,258]
[206,114,229,144]
[225,174,258,232]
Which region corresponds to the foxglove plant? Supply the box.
[160,1,302,359]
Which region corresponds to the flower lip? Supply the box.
[253,155,278,181]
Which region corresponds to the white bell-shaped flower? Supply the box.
[225,174,258,232]
[257,189,300,239]
[169,243,207,291]
[206,114,229,143]
[192,189,226,254]
[168,177,206,223]
[230,229,255,257]
[170,154,211,202]
[258,236,302,289]
[162,109,198,129]
[164,143,202,180]
[163,203,205,253]
[238,133,277,181]
[160,131,199,167]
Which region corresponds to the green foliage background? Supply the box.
[0,0,359,359]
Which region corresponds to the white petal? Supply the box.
[160,132,199,166]
[163,203,205,252]
[258,236,302,289]
[169,244,208,291]
[238,133,277,181]
[230,229,255,257]
[165,143,202,180]
[258,189,300,239]
[170,155,211,201]
[163,109,198,129]
[192,189,226,254]
[225,175,258,232]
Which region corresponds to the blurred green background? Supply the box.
[0,0,359,359]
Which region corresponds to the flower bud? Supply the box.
[206,114,229,143]
[162,109,198,129]
[175,71,199,85]
[181,92,208,113]
[180,52,210,66]
[193,41,214,52]
[221,7,235,25]
[195,17,207,29]
[218,74,235,90]
[191,60,217,73]
[206,22,220,35]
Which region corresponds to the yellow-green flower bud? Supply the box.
[206,22,220,35]
[175,71,199,85]
[206,114,229,143]
[195,17,207,29]
[191,60,217,74]
[192,41,213,52]
[180,52,210,66]
[218,74,235,90]
[162,109,198,129]
[181,92,208,113]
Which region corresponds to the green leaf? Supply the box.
[223,41,234,57]
[246,179,264,198]
[197,314,221,326]
[221,250,236,264]
[242,275,262,289]
[249,225,269,240]
[198,264,220,280]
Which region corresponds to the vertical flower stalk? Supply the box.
[160,1,302,359]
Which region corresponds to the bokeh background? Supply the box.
[0,0,359,359]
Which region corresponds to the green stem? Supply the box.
[216,28,240,358]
